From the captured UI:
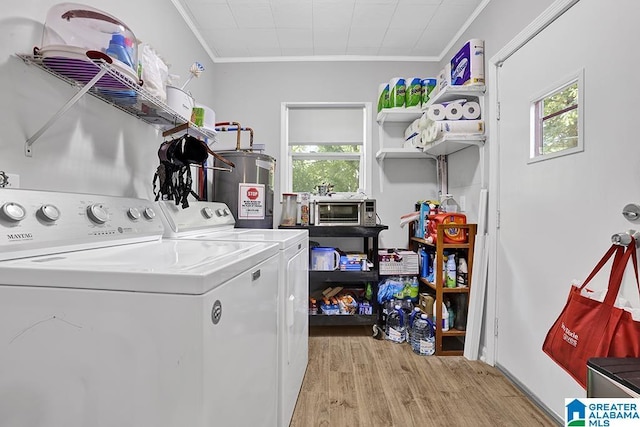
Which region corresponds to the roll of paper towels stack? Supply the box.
[388,77,406,109]
[421,120,485,144]
[405,77,422,109]
[377,83,390,113]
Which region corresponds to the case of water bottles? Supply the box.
[378,249,419,275]
[39,3,139,81]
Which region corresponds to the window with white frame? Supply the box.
[281,103,371,195]
[530,70,584,162]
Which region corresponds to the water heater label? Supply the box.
[238,183,265,220]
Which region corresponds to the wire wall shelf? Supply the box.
[17,52,216,156]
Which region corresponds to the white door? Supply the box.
[495,0,640,417]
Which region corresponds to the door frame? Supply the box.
[484,0,580,365]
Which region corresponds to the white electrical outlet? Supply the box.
[1,173,20,188]
[459,195,466,212]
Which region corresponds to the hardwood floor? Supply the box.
[290,326,558,427]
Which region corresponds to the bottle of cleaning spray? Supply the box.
[446,253,456,288]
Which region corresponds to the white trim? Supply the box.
[438,0,492,61]
[490,0,580,67]
[169,0,218,63]
[486,0,582,366]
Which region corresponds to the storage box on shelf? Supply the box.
[279,224,388,327]
[409,222,477,355]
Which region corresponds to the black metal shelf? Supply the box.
[280,224,388,238]
[309,270,379,283]
[309,314,378,326]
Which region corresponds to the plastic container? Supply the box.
[457,257,468,287]
[440,194,460,213]
[280,193,298,227]
[410,314,435,356]
[310,247,340,271]
[446,254,457,288]
[385,305,406,343]
[40,3,139,81]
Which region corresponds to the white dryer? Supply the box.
[0,189,280,427]
[158,200,309,427]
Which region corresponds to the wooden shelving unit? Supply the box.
[409,223,476,356]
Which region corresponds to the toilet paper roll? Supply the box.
[418,112,429,130]
[427,104,446,121]
[377,83,390,113]
[444,103,464,120]
[461,101,481,120]
[389,77,406,109]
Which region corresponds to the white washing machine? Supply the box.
[0,189,280,427]
[158,200,309,427]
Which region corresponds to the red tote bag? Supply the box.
[542,240,640,388]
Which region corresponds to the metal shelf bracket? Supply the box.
[25,66,108,157]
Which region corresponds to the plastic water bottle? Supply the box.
[440,194,460,213]
[385,305,406,343]
[409,276,419,302]
[407,307,422,342]
[411,314,435,356]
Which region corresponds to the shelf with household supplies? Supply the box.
[17,49,216,157]
[280,224,388,327]
[419,84,486,156]
[375,84,486,162]
[408,221,477,356]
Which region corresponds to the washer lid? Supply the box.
[181,228,309,249]
[0,239,279,295]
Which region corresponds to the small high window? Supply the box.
[530,70,583,162]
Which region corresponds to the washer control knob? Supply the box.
[127,207,141,220]
[223,208,231,216]
[1,202,26,222]
[38,204,60,222]
[87,204,108,224]
[216,208,225,217]
[202,207,214,219]
[143,207,156,220]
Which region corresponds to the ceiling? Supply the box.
[172,0,488,63]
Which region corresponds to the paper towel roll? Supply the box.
[461,101,481,120]
[405,77,422,109]
[421,78,437,105]
[377,83,390,113]
[427,104,446,121]
[389,77,406,109]
[444,103,464,120]
[441,120,484,134]
[422,120,485,144]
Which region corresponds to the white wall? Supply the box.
[210,60,440,249]
[438,0,556,224]
[0,0,216,199]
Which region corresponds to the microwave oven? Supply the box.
[313,199,376,226]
